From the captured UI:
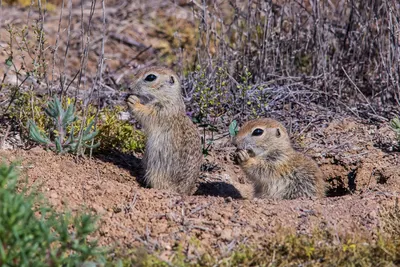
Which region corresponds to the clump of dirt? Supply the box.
[0,117,399,260]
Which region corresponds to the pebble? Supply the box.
[49,192,58,199]
[220,229,233,241]
[92,204,106,214]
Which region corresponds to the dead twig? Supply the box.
[109,32,148,49]
[0,124,11,149]
[342,66,377,115]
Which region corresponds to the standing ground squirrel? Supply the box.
[233,118,324,199]
[126,66,202,194]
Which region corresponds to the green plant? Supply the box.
[9,92,144,154]
[228,120,238,137]
[390,117,400,143]
[0,161,105,266]
[188,64,265,126]
[198,123,218,156]
[28,97,99,154]
[95,106,145,153]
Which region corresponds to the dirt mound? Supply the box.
[304,118,400,196]
[0,117,399,260]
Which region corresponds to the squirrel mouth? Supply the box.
[130,93,155,105]
[235,148,256,158]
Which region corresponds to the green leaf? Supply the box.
[192,117,200,124]
[44,99,57,118]
[84,142,100,149]
[390,117,400,131]
[229,120,238,137]
[28,120,51,145]
[5,56,13,67]
[82,130,99,142]
[55,136,63,153]
[54,98,65,125]
[64,128,75,146]
[68,142,78,152]
[83,119,96,136]
[62,103,76,126]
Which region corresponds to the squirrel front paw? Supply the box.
[127,95,141,110]
[236,149,250,164]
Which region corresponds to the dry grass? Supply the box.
[184,0,400,128]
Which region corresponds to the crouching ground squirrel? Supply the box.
[126,66,202,194]
[233,118,324,200]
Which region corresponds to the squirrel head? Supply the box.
[233,118,292,159]
[129,66,184,110]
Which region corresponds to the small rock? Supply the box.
[209,212,221,221]
[49,192,58,199]
[233,166,241,173]
[30,146,46,154]
[369,210,377,218]
[214,226,222,236]
[92,204,106,214]
[221,229,233,241]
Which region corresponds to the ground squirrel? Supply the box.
[126,66,202,194]
[233,118,324,199]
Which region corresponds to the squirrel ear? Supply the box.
[169,76,175,84]
[276,128,281,137]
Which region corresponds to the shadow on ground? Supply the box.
[95,151,147,187]
[194,181,243,199]
[95,151,244,199]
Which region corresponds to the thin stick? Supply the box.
[50,0,66,96]
[342,66,377,115]
[0,124,11,149]
[60,0,73,100]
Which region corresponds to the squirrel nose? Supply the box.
[128,83,136,92]
[124,93,130,101]
[234,140,245,150]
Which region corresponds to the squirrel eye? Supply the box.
[252,128,264,136]
[144,74,157,82]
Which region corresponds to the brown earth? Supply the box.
[1,117,399,260]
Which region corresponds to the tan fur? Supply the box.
[126,66,202,194]
[233,118,324,199]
